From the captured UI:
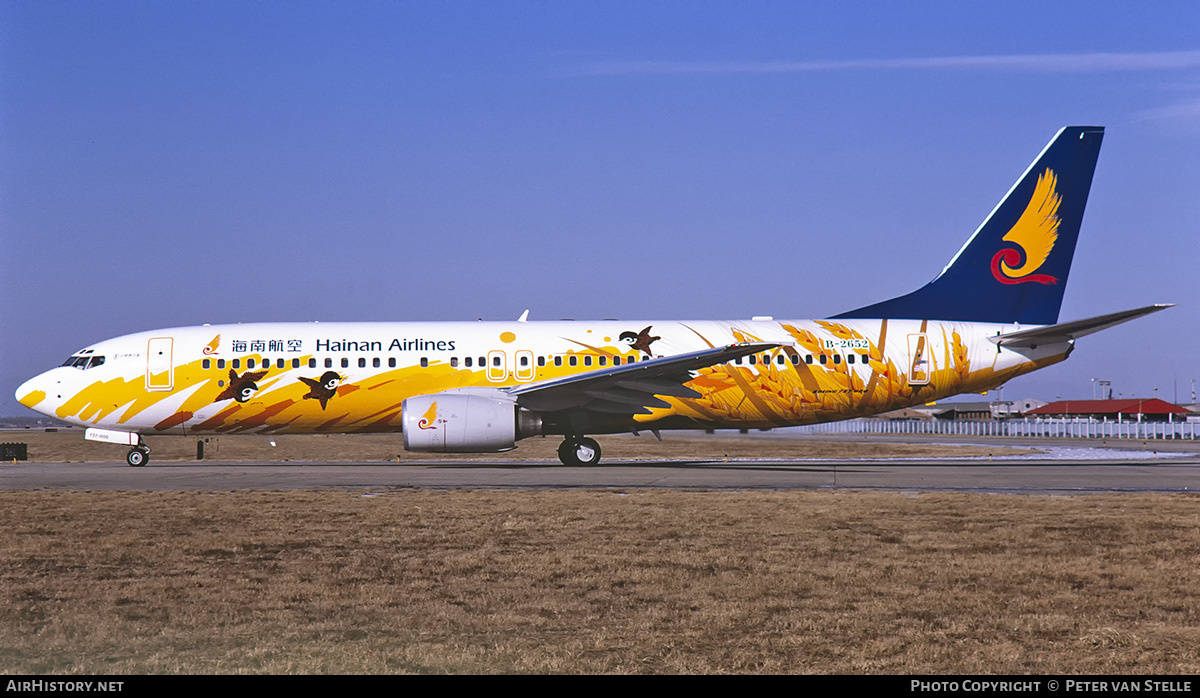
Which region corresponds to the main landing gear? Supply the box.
[557,437,601,467]
[126,446,150,467]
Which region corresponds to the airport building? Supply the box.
[1026,399,1192,422]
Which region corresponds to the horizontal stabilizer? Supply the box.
[989,304,1173,348]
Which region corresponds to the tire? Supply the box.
[126,448,149,467]
[557,437,601,466]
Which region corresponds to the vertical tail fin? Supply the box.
[833,126,1104,325]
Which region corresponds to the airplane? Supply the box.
[14,126,1171,467]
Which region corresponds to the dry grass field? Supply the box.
[2,488,1198,674]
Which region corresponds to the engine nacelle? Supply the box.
[402,389,542,453]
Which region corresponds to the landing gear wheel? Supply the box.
[557,437,601,467]
[126,448,149,467]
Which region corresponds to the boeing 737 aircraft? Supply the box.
[15,126,1170,467]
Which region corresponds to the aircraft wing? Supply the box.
[508,342,779,415]
[989,304,1173,348]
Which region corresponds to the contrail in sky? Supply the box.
[577,49,1200,76]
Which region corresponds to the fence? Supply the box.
[792,417,1198,440]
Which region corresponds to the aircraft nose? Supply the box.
[15,374,50,412]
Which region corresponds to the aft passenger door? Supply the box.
[907,333,930,386]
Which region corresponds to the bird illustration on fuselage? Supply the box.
[214,369,267,404]
[620,326,661,357]
[298,371,344,410]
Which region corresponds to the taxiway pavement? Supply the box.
[3,455,1198,493]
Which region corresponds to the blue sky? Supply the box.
[3,1,1199,415]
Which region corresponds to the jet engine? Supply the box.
[402,388,543,453]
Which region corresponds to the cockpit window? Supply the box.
[62,353,106,370]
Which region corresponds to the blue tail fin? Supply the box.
[833,126,1104,325]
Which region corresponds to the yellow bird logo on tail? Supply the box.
[991,168,1061,285]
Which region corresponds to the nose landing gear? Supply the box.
[126,446,150,467]
[557,437,601,466]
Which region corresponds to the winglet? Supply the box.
[517,309,530,323]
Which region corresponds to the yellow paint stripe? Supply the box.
[18,390,45,409]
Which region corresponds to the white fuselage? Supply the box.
[16,317,1068,437]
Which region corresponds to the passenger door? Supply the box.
[146,337,174,391]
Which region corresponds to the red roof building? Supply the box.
[1026,399,1191,421]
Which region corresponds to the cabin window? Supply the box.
[819,355,827,365]
[389,357,396,368]
[451,357,459,368]
[421,357,429,368]
[308,359,316,368]
[232,359,241,369]
[777,355,785,365]
[277,359,286,369]
[749,355,757,365]
[247,359,256,369]
[861,354,870,364]
[537,356,545,367]
[583,356,592,367]
[324,358,332,368]
[292,358,301,368]
[628,355,637,363]
[358,358,366,368]
[734,357,742,365]
[373,357,381,368]
[492,355,501,367]
[833,354,842,365]
[202,359,211,369]
[478,356,485,366]
[554,356,562,367]
[613,356,621,366]
[520,355,529,367]
[465,357,473,368]
[790,354,799,365]
[598,356,607,366]
[805,355,813,365]
[569,356,577,367]
[847,354,856,364]
[218,359,226,369]
[341,358,349,369]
